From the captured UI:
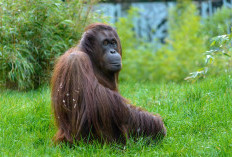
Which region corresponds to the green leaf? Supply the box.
[210,40,216,47]
[223,53,231,57]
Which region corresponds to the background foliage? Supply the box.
[186,33,232,80]
[0,0,231,90]
[202,6,232,46]
[117,2,207,82]
[0,0,97,90]
[153,2,206,82]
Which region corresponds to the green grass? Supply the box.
[1,75,232,156]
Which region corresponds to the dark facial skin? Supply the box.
[97,31,122,73]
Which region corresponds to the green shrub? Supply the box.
[186,7,232,80]
[186,33,232,80]
[206,33,232,75]
[116,2,206,82]
[154,1,207,82]
[0,0,97,90]
[202,7,232,47]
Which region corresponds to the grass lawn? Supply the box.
[0,75,232,156]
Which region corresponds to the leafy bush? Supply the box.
[153,2,207,82]
[186,33,232,80]
[186,7,232,80]
[0,0,97,90]
[202,7,232,47]
[116,2,206,82]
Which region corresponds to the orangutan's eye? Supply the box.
[112,40,116,45]
[103,40,108,46]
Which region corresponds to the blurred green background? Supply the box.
[0,0,231,90]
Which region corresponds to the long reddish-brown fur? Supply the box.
[51,23,166,144]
